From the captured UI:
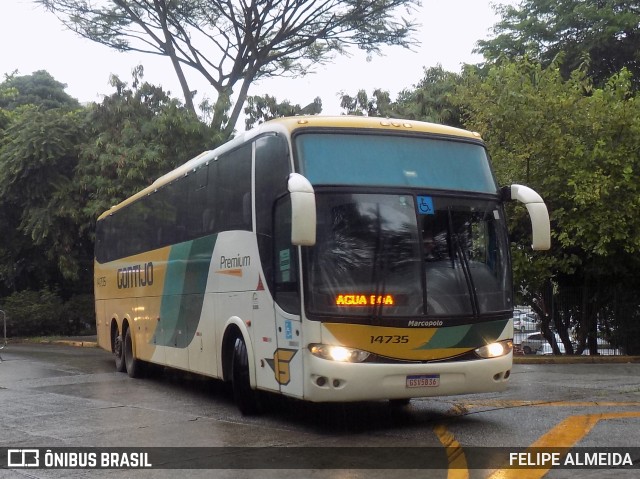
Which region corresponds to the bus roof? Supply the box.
[97,116,483,220]
[266,115,482,140]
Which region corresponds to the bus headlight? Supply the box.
[309,344,370,363]
[474,340,513,359]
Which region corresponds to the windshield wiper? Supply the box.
[369,204,387,323]
[447,208,479,317]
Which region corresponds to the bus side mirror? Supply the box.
[288,173,316,246]
[503,184,551,251]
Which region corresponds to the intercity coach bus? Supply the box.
[94,116,550,414]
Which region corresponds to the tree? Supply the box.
[456,58,640,354]
[0,70,80,110]
[0,106,89,288]
[76,67,215,224]
[476,0,640,88]
[0,69,213,299]
[38,0,419,137]
[338,66,463,127]
[339,88,394,116]
[394,65,463,127]
[244,94,322,130]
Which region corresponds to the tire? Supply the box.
[124,327,143,378]
[523,346,532,355]
[114,332,126,372]
[231,337,261,415]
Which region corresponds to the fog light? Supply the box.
[309,344,370,363]
[475,340,513,359]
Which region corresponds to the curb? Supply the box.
[514,355,640,364]
[49,339,98,348]
[9,337,99,348]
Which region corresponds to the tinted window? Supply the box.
[296,133,497,194]
[255,135,290,293]
[273,195,300,314]
[217,144,252,231]
[96,144,253,263]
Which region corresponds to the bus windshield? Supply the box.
[304,193,512,320]
[296,132,498,193]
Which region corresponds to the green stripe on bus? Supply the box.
[415,319,509,350]
[154,235,217,348]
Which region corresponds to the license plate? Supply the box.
[406,374,440,388]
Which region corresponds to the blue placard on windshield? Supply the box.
[417,196,435,215]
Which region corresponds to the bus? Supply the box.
[94,116,550,414]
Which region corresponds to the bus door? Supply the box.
[251,195,304,398]
[248,270,302,398]
[271,198,304,398]
[254,135,304,398]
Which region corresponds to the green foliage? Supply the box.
[0,290,94,337]
[60,294,96,335]
[0,70,80,110]
[0,105,88,283]
[1,289,63,337]
[459,60,640,258]
[76,70,216,227]
[477,0,640,88]
[0,68,214,298]
[339,88,394,117]
[456,58,640,352]
[339,66,463,127]
[244,95,322,130]
[394,66,464,127]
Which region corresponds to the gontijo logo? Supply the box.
[117,262,154,289]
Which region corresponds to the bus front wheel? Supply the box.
[124,328,142,378]
[231,337,261,415]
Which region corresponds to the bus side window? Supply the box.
[255,135,291,296]
[273,195,300,315]
[204,161,218,234]
[217,144,252,232]
[187,165,208,238]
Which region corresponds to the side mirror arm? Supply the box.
[503,184,551,251]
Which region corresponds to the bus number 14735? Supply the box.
[370,335,409,344]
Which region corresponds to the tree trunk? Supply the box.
[210,88,232,138]
[169,54,196,115]
[224,77,254,139]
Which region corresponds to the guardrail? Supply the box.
[0,310,6,361]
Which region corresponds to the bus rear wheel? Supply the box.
[124,328,143,378]
[232,337,261,415]
[114,332,126,372]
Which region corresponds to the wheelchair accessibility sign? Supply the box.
[417,196,434,215]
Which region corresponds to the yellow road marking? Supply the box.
[434,424,469,479]
[487,411,640,479]
[457,400,640,409]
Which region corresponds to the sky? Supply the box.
[2,1,514,121]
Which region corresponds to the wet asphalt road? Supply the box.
[1,343,640,478]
